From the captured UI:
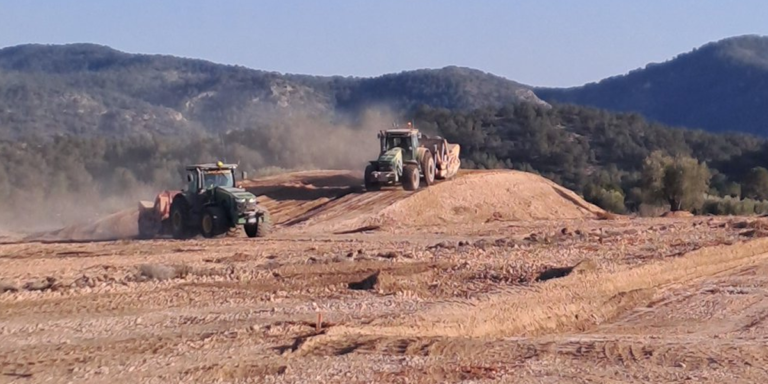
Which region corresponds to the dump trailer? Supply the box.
[420,135,461,180]
[138,162,272,239]
[364,124,461,191]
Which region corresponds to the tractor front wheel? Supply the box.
[364,164,380,191]
[402,164,420,191]
[245,211,273,238]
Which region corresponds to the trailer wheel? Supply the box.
[421,152,435,186]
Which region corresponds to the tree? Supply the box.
[640,150,673,204]
[641,152,711,212]
[663,156,711,211]
[743,167,768,200]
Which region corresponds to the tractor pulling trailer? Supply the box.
[364,125,461,191]
[138,162,272,239]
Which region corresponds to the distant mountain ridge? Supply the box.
[536,35,768,136]
[0,43,547,139]
[2,36,768,139]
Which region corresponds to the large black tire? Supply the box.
[170,198,194,239]
[421,152,435,186]
[402,164,420,191]
[200,206,227,238]
[364,164,380,191]
[245,211,273,238]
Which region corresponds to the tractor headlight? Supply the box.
[235,198,247,213]
[248,198,256,203]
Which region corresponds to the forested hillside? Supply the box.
[537,35,768,136]
[0,43,545,139]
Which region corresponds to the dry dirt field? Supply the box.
[3,170,768,383]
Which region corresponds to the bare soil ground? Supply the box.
[3,170,768,383]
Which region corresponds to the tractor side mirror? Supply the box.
[241,171,247,180]
[186,174,193,182]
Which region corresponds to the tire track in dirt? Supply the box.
[291,238,768,358]
[287,332,768,372]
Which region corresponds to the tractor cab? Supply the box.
[185,162,242,193]
[378,128,422,161]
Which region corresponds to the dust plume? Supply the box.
[223,105,401,173]
[0,105,403,237]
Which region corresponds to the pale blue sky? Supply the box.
[1,1,767,87]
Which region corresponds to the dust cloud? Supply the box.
[0,106,403,237]
[227,105,400,173]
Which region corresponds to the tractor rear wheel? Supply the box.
[402,164,420,191]
[201,207,227,238]
[364,164,380,191]
[245,211,273,238]
[421,152,435,186]
[170,198,194,239]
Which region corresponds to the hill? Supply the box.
[0,43,546,139]
[536,35,768,136]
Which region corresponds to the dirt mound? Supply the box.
[375,170,603,226]
[292,170,606,232]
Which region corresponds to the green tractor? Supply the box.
[364,124,461,191]
[139,162,272,239]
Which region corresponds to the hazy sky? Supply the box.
[2,1,767,87]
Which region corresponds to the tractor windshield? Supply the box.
[202,170,234,189]
[385,136,411,151]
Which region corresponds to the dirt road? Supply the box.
[2,170,768,383]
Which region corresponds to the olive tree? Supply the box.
[641,151,711,212]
